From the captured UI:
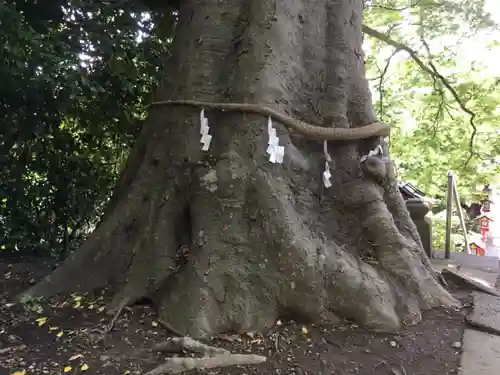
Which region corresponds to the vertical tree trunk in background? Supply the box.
[24,0,458,339]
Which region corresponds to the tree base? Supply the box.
[22,147,458,339]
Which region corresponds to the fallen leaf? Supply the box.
[49,326,59,331]
[151,321,159,327]
[81,363,89,371]
[57,330,64,337]
[35,317,48,327]
[452,341,461,349]
[63,366,72,372]
[11,371,26,375]
[69,354,84,361]
[301,326,308,334]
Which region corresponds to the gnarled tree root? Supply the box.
[152,337,228,356]
[144,337,266,375]
[144,354,267,375]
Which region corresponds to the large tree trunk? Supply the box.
[23,0,458,339]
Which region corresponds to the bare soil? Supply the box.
[1,257,468,375]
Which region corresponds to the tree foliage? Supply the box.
[363,0,500,249]
[0,0,168,256]
[365,0,500,199]
[0,0,499,256]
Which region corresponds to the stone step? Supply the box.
[459,329,500,375]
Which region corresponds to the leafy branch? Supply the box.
[363,24,478,166]
[367,0,422,12]
[370,48,402,119]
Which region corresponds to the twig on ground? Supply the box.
[90,298,130,346]
[105,298,129,333]
[390,364,409,375]
[151,337,229,356]
[373,359,387,369]
[0,345,26,355]
[144,353,267,375]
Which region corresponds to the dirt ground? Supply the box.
[0,257,469,375]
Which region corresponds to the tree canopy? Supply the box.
[366,1,500,197]
[1,0,499,258]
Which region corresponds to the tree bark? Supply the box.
[23,0,458,339]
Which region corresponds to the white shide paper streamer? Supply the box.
[360,144,383,162]
[200,109,212,151]
[323,140,332,188]
[266,117,284,164]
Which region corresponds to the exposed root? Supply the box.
[143,336,266,375]
[438,273,449,289]
[151,337,228,356]
[144,353,266,375]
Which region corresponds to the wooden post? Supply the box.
[444,171,453,259]
[451,176,470,254]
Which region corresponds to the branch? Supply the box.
[369,0,422,12]
[374,48,402,119]
[362,25,478,166]
[419,31,443,141]
[431,87,445,139]
[369,48,401,82]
